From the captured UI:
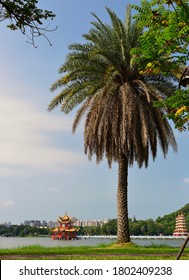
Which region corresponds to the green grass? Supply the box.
[0,243,189,260]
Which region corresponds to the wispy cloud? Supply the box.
[183,178,189,183]
[47,187,59,192]
[0,95,86,177]
[0,199,16,207]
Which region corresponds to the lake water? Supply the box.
[0,236,114,249]
[0,236,189,249]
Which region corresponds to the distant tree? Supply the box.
[0,0,56,46]
[133,215,137,222]
[156,223,165,235]
[129,221,141,235]
[0,225,9,236]
[140,223,148,235]
[49,6,177,243]
[94,225,101,235]
[101,220,117,235]
[83,226,97,236]
[146,219,158,235]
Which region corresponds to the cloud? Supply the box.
[183,178,189,184]
[47,187,59,192]
[0,95,86,176]
[0,199,16,207]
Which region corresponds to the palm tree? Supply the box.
[49,6,177,243]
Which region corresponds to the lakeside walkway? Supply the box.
[81,235,187,239]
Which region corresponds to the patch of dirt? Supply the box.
[0,253,178,260]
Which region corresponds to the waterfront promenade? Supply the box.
[82,235,187,239]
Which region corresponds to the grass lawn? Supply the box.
[0,242,189,260]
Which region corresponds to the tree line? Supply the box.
[0,219,177,237]
[0,224,49,237]
[0,217,180,237]
[79,218,174,236]
[1,203,188,237]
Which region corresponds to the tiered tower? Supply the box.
[173,213,188,236]
[51,213,79,240]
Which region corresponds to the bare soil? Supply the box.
[0,252,179,260]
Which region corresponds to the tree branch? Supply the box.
[0,0,56,47]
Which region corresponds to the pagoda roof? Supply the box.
[57,213,75,224]
[60,228,79,233]
[51,226,79,233]
[50,227,59,232]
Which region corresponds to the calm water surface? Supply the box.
[0,237,115,249]
[0,236,189,249]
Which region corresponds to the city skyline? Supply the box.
[0,217,111,227]
[1,201,189,227]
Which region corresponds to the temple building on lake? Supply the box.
[50,213,79,240]
[173,213,188,236]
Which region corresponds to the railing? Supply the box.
[80,235,187,239]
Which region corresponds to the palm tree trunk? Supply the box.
[117,154,130,243]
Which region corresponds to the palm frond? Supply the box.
[49,6,177,167]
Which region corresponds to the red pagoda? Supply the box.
[173,213,188,236]
[51,213,79,240]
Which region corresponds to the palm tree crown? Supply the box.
[49,6,177,243]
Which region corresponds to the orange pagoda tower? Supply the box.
[173,213,188,236]
[51,213,79,240]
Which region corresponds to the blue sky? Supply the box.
[0,0,189,225]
